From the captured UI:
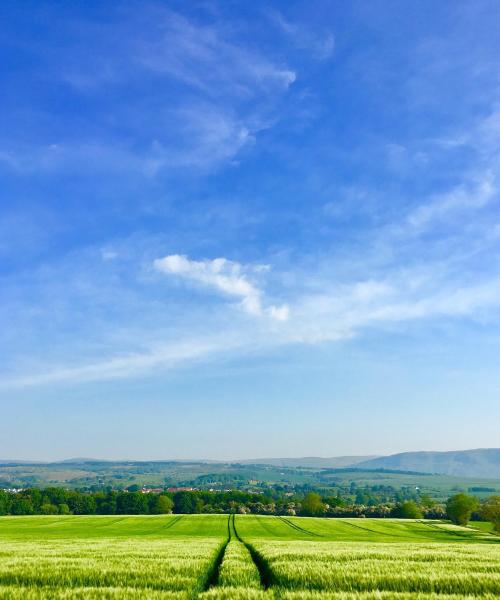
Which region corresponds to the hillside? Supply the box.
[240,456,378,468]
[355,448,500,478]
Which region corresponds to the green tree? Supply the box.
[392,500,423,519]
[0,491,10,515]
[480,495,500,533]
[10,498,34,515]
[446,493,478,526]
[40,503,59,515]
[173,492,203,514]
[116,491,149,514]
[126,484,141,492]
[420,495,436,509]
[151,494,174,514]
[300,492,326,517]
[58,503,70,515]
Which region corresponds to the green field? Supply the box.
[0,515,498,598]
[2,460,499,499]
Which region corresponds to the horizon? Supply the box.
[2,1,500,460]
[1,447,498,465]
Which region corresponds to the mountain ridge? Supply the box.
[355,448,500,478]
[1,448,499,478]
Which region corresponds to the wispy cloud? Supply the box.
[0,6,296,175]
[5,266,500,389]
[4,2,500,396]
[1,338,234,388]
[267,9,335,60]
[407,171,497,231]
[154,254,289,320]
[136,8,296,95]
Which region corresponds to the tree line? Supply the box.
[0,488,498,531]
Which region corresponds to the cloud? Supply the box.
[153,254,289,320]
[136,9,296,95]
[144,106,257,173]
[268,9,335,60]
[6,267,500,389]
[0,338,231,388]
[0,7,296,176]
[407,172,497,231]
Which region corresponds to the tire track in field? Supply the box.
[199,514,231,595]
[37,516,82,527]
[246,513,283,537]
[94,517,128,527]
[277,515,323,537]
[233,514,275,590]
[417,520,490,540]
[339,520,408,538]
[159,515,184,531]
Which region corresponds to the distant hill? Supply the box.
[60,458,107,464]
[2,449,499,479]
[240,456,379,469]
[355,449,500,478]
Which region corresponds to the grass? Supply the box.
[0,515,497,598]
[254,541,500,595]
[469,521,496,533]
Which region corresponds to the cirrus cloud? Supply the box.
[153,254,289,321]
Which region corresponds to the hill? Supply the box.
[355,448,500,478]
[240,456,378,468]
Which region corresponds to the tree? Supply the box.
[58,503,70,515]
[420,495,436,509]
[174,492,203,514]
[392,500,423,519]
[116,491,149,514]
[446,494,478,526]
[10,498,34,515]
[0,491,10,515]
[480,495,500,533]
[300,492,325,517]
[151,494,174,514]
[40,503,59,515]
[68,493,97,515]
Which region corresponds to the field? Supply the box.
[2,460,499,499]
[0,515,498,598]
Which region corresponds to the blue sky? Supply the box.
[1,1,500,460]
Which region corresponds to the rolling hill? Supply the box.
[355,448,500,478]
[241,456,378,468]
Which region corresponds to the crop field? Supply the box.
[0,515,498,599]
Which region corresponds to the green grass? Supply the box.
[469,521,496,533]
[0,515,498,598]
[254,541,500,595]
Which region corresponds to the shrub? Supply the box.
[446,493,479,526]
[392,500,423,519]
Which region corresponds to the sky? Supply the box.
[1,0,500,461]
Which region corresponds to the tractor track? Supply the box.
[277,515,322,537]
[232,513,273,590]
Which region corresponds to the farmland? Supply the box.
[0,515,498,598]
[2,460,499,502]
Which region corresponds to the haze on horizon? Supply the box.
[1,1,500,461]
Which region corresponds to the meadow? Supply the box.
[0,514,498,599]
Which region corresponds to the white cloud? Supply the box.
[153,254,289,320]
[407,172,496,231]
[0,338,230,388]
[0,8,296,176]
[5,262,500,389]
[268,9,335,60]
[136,9,296,95]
